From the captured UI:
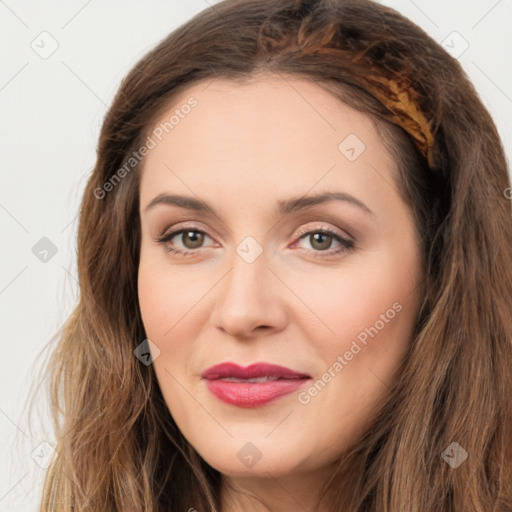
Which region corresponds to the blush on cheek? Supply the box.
[334,298,410,368]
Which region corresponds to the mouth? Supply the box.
[201,362,312,408]
[218,376,296,383]
[201,362,311,380]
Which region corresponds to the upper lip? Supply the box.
[201,362,311,380]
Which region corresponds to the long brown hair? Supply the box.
[35,0,512,510]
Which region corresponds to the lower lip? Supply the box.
[204,378,310,407]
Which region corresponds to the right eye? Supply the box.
[154,227,215,255]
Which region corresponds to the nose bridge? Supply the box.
[222,241,271,312]
[213,236,286,336]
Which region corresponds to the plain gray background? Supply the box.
[1,1,511,510]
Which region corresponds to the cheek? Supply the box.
[137,255,206,341]
[137,259,203,435]
[137,257,215,391]
[291,253,420,443]
[289,250,418,349]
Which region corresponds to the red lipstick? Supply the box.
[201,362,311,408]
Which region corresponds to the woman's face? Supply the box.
[138,73,424,479]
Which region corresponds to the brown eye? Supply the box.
[294,227,355,257]
[180,230,204,249]
[155,227,213,255]
[308,232,333,251]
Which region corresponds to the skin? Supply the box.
[137,72,425,512]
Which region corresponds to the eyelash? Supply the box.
[153,225,355,258]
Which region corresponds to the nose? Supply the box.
[211,248,288,339]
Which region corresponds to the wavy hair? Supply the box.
[35,0,512,510]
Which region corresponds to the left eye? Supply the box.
[294,229,354,253]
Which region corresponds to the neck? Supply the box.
[219,463,338,512]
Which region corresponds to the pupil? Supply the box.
[311,233,331,250]
[184,231,203,248]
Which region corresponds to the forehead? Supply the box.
[139,74,399,215]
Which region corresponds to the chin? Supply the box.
[196,439,310,477]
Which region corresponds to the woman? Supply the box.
[38,0,512,510]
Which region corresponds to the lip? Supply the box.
[201,362,311,380]
[201,362,312,408]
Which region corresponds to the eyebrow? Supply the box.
[143,191,374,217]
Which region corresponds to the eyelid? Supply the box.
[156,221,351,243]
[154,221,356,257]
[294,222,353,242]
[158,221,213,239]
